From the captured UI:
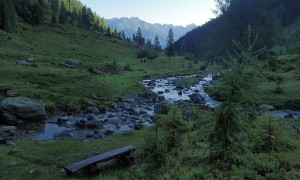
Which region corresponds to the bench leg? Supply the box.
[86,164,101,176]
[119,155,135,165]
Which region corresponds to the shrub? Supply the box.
[137,49,157,59]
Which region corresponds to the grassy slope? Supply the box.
[0,23,205,178]
[0,22,299,179]
[0,23,205,112]
[258,54,300,109]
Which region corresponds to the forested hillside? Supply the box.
[0,0,106,32]
[175,0,300,59]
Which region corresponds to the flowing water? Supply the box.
[31,73,299,140]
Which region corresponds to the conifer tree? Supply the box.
[166,28,175,63]
[51,12,57,24]
[209,26,265,164]
[154,35,161,54]
[0,0,16,32]
[59,2,68,24]
[136,27,144,47]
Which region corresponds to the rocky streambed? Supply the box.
[1,73,299,144]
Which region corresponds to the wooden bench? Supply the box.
[64,145,135,176]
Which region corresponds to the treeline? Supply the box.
[0,0,106,32]
[175,0,300,59]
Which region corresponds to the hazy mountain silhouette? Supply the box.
[106,17,197,47]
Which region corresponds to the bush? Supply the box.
[137,49,157,59]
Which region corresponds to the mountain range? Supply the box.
[106,17,197,47]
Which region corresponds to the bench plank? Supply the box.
[64,145,135,175]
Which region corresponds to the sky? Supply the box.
[79,0,216,26]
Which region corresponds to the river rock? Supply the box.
[189,93,205,103]
[0,97,47,125]
[6,89,19,97]
[0,126,17,144]
[165,89,170,93]
[158,91,164,95]
[178,91,183,96]
[154,102,170,114]
[0,126,17,133]
[134,121,143,130]
[181,108,197,122]
[141,92,157,103]
[85,107,100,114]
[132,108,141,115]
[57,116,69,124]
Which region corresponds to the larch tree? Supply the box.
[209,26,265,165]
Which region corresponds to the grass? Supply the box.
[1,21,300,179]
[0,24,204,112]
[257,55,300,109]
[0,127,151,179]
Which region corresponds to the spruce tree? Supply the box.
[166,28,175,63]
[51,12,57,24]
[136,27,143,47]
[154,35,161,54]
[0,0,17,32]
[59,2,68,24]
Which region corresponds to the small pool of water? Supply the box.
[34,123,71,140]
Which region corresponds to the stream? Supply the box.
[29,73,299,141]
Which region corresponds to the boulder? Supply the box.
[6,89,19,97]
[181,108,197,122]
[27,56,33,62]
[154,102,170,114]
[0,97,47,125]
[88,67,102,75]
[134,121,143,130]
[132,108,141,115]
[0,126,17,133]
[158,91,164,94]
[188,93,205,103]
[67,58,81,66]
[17,60,30,66]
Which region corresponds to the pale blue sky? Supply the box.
[79,0,216,26]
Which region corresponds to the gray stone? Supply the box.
[17,60,30,66]
[57,116,69,124]
[0,126,17,132]
[165,89,170,93]
[88,67,102,74]
[105,129,115,135]
[90,107,100,114]
[27,56,33,62]
[134,121,143,130]
[178,91,183,96]
[154,102,170,114]
[181,108,197,122]
[132,108,140,115]
[107,114,115,118]
[188,93,205,103]
[0,97,47,125]
[6,89,19,97]
[67,58,81,66]
[158,91,164,94]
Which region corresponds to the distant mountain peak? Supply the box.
[106,17,197,47]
